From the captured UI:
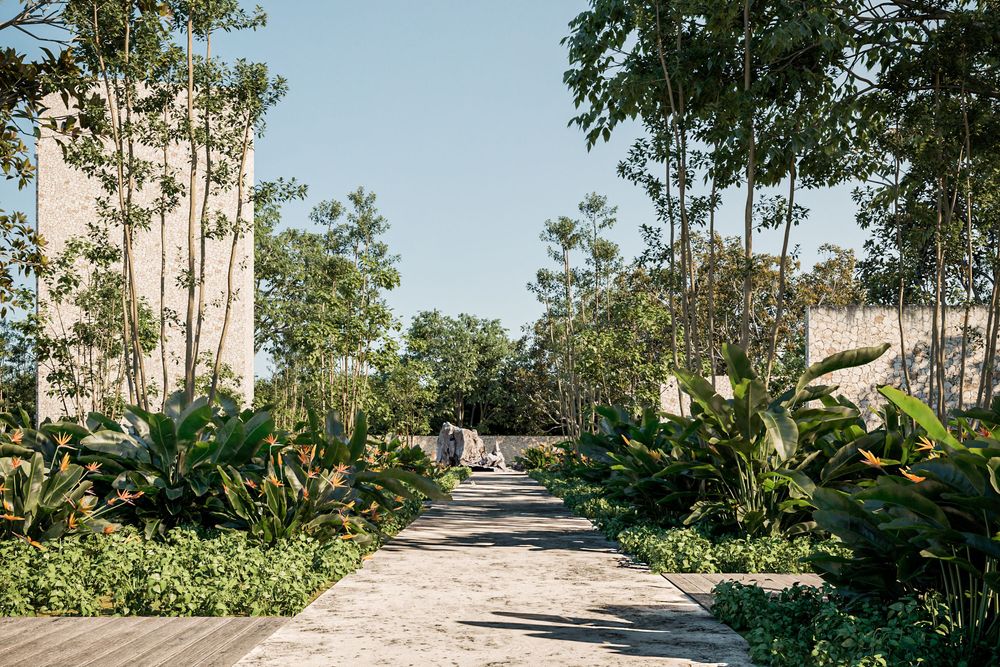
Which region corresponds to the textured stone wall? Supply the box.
[404,435,567,464]
[35,94,254,418]
[660,376,733,415]
[806,306,999,414]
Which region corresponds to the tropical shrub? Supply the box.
[576,406,702,519]
[291,409,448,514]
[807,386,1000,661]
[78,396,275,536]
[667,342,890,536]
[369,435,436,477]
[513,443,564,471]
[712,582,964,667]
[0,450,115,541]
[218,409,449,545]
[0,466,471,617]
[531,468,843,573]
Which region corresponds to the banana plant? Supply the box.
[670,342,889,536]
[0,451,115,542]
[79,396,275,536]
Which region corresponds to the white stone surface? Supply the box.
[806,306,1000,414]
[35,94,254,417]
[236,472,752,667]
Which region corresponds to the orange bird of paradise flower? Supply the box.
[9,430,23,444]
[916,437,935,453]
[859,449,884,469]
[901,468,926,483]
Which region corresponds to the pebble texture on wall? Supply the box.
[806,306,999,415]
[35,94,254,418]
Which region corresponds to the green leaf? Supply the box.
[349,412,368,463]
[81,431,151,463]
[796,344,890,397]
[879,386,962,449]
[722,343,757,383]
[761,408,799,461]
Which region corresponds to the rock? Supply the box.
[435,422,506,470]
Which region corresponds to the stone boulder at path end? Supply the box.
[435,422,506,470]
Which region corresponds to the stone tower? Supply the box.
[35,94,254,419]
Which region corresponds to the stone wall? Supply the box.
[402,435,567,465]
[35,94,254,419]
[806,306,1000,414]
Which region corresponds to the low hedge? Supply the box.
[531,469,848,573]
[712,581,968,667]
[0,466,471,617]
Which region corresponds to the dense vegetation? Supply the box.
[0,394,466,615]
[0,467,469,616]
[521,343,1000,664]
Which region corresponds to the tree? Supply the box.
[254,187,400,429]
[0,1,87,316]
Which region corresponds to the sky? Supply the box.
[4,1,866,345]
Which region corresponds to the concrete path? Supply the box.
[237,472,752,666]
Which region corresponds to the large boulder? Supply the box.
[435,422,506,470]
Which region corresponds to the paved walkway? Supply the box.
[237,472,752,666]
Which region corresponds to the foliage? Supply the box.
[0,449,113,542]
[806,387,1000,660]
[530,469,843,574]
[0,466,468,617]
[0,525,363,617]
[0,0,83,315]
[513,443,565,471]
[78,397,274,536]
[254,187,400,429]
[712,582,966,667]
[0,318,34,417]
[215,416,446,546]
[666,342,888,536]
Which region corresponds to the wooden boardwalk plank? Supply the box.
[0,617,121,664]
[182,618,286,667]
[113,618,230,667]
[0,616,284,667]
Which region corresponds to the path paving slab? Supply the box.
[237,471,753,666]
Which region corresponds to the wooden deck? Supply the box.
[662,573,824,612]
[0,616,286,667]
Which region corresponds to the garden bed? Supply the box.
[0,467,470,617]
[530,469,845,574]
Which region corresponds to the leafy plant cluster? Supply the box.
[0,465,470,618]
[529,469,844,574]
[0,395,453,550]
[712,582,968,667]
[528,342,893,538]
[529,339,1000,661]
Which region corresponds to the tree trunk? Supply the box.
[741,0,756,350]
[765,157,796,386]
[183,12,199,404]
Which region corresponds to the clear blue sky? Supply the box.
[4,1,866,343]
